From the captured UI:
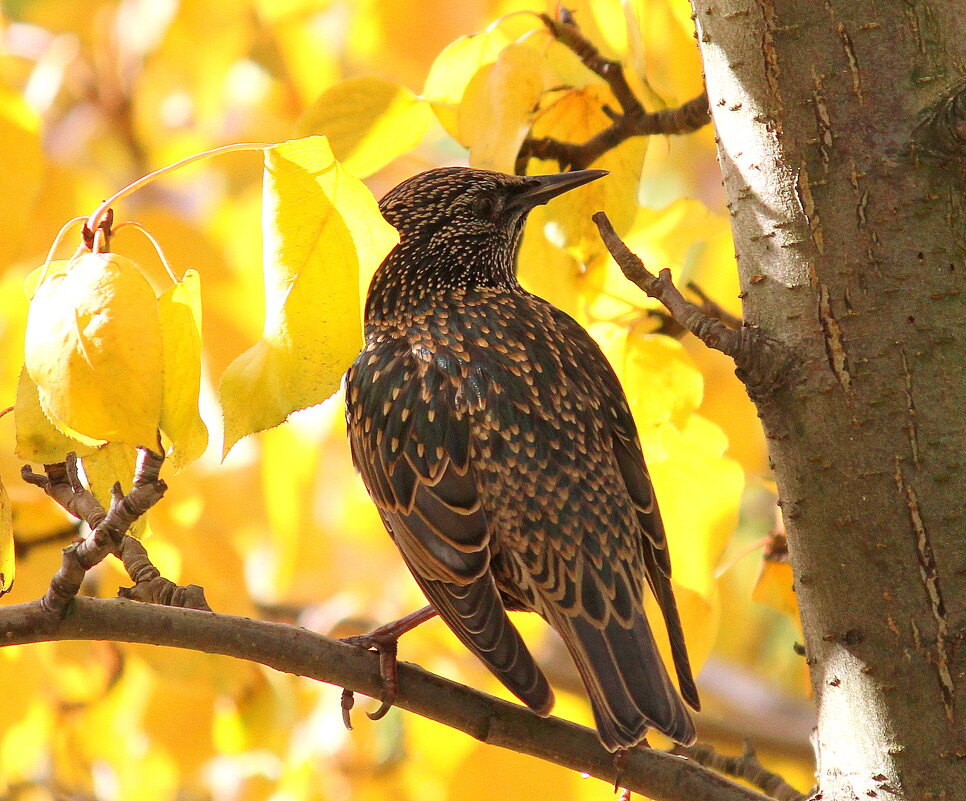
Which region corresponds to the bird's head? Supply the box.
[375,167,607,295]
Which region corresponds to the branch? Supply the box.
[20,450,209,614]
[515,13,710,172]
[593,212,793,401]
[0,597,772,801]
[672,741,809,801]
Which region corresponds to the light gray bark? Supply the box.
[689,0,966,798]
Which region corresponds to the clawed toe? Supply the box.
[337,606,437,729]
[341,631,400,723]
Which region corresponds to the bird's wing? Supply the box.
[345,344,553,715]
[561,312,700,711]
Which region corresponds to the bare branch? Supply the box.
[21,449,208,614]
[515,14,710,173]
[0,596,773,801]
[593,212,793,401]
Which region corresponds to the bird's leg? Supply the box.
[340,604,438,726]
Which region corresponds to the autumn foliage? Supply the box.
[0,1,811,799]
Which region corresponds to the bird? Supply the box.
[344,166,700,749]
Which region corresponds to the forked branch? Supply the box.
[21,450,209,614]
[593,212,793,400]
[515,12,710,173]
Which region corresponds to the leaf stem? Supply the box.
[85,142,271,235]
[113,221,180,284]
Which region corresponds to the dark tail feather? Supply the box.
[643,545,701,710]
[411,570,554,716]
[548,607,695,749]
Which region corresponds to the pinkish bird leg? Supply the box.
[340,605,438,724]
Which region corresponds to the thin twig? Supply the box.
[515,14,710,172]
[593,212,793,400]
[0,597,774,801]
[671,741,809,801]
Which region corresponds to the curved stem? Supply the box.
[85,142,271,234]
[113,221,180,284]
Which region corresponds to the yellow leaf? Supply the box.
[296,77,433,178]
[219,136,398,456]
[0,471,13,595]
[422,28,514,142]
[25,252,164,448]
[158,270,208,472]
[529,85,646,261]
[82,442,146,539]
[263,16,341,107]
[753,557,799,619]
[624,333,704,431]
[649,415,744,601]
[646,583,717,702]
[581,199,726,322]
[460,43,545,174]
[14,367,96,464]
[517,207,583,315]
[1,697,54,785]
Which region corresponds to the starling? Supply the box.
[345,167,699,749]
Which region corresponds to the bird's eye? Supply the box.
[472,194,498,220]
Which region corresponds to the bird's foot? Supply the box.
[338,605,438,729]
[341,628,400,724]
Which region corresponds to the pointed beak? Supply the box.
[507,169,609,213]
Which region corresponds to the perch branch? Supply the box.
[0,596,772,801]
[593,212,793,400]
[515,13,710,173]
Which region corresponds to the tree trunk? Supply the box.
[688,1,966,798]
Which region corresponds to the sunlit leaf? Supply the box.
[649,414,743,601]
[0,696,53,784]
[460,43,545,174]
[646,582,717,702]
[14,367,96,464]
[219,136,398,456]
[581,199,726,323]
[24,252,164,449]
[423,27,515,141]
[516,206,584,316]
[257,418,334,605]
[82,442,146,539]
[297,77,433,178]
[625,332,704,430]
[158,269,208,472]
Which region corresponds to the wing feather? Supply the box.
[346,349,553,715]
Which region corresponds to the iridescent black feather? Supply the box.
[345,167,699,749]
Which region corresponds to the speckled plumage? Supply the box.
[345,167,699,749]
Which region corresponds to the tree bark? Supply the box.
[689,0,966,798]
